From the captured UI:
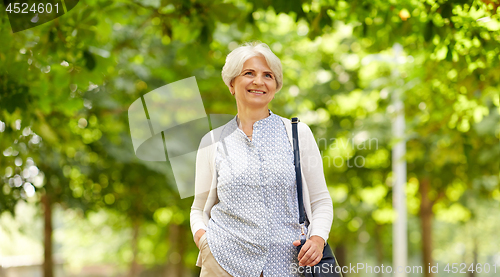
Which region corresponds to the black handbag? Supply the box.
[291,117,342,277]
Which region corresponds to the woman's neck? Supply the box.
[236,106,270,135]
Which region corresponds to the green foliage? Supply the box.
[0,0,499,272]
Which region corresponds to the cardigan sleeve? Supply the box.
[190,132,215,238]
[299,122,334,243]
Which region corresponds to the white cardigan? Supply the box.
[190,116,334,267]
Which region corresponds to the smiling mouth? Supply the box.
[248,90,266,94]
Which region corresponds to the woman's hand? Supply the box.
[194,229,206,249]
[293,236,325,267]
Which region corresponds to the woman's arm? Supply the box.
[190,134,215,246]
[299,122,334,243]
[292,122,333,266]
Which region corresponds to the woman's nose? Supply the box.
[253,74,264,85]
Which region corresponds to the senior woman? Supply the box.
[190,42,333,277]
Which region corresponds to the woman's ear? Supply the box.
[229,80,235,95]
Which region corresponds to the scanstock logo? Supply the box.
[3,0,80,33]
[128,77,234,198]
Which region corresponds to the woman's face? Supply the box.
[231,55,277,109]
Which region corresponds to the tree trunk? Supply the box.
[334,244,346,276]
[42,194,53,277]
[176,225,187,276]
[165,223,184,277]
[374,224,384,277]
[129,220,141,277]
[419,178,433,277]
[468,236,478,277]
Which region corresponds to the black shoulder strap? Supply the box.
[291,117,306,224]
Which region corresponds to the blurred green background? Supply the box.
[0,0,499,276]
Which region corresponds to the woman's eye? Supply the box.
[244,72,253,76]
[266,74,273,78]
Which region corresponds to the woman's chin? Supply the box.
[241,99,272,109]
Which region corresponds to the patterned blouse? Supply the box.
[206,111,306,277]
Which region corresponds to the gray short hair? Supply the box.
[221,42,283,92]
